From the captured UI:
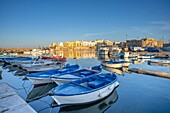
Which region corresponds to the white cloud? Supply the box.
[131,26,154,36]
[150,21,170,31]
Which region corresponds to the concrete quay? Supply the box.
[0,82,37,113]
[131,52,170,58]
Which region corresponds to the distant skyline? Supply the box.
[0,0,170,48]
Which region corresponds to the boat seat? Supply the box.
[87,77,112,89]
[88,79,105,89]
[80,71,94,76]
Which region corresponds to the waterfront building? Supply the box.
[126,39,142,47]
[74,41,82,47]
[141,38,163,47]
[126,38,163,48]
[63,41,74,48]
[58,42,64,47]
[103,40,113,46]
[81,41,96,46]
[95,40,104,43]
[50,42,63,48]
[114,41,126,48]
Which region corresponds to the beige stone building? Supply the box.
[141,38,163,47]
[126,38,163,47]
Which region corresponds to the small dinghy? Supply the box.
[101,60,123,69]
[51,65,102,85]
[26,64,79,85]
[137,54,156,59]
[49,73,119,105]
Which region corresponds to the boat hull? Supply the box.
[27,77,53,85]
[101,63,122,68]
[51,81,119,105]
[137,55,156,59]
[122,62,131,67]
[24,65,60,72]
[52,77,80,85]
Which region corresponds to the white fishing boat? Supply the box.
[101,61,123,69]
[49,73,119,105]
[20,59,57,68]
[24,64,61,72]
[137,54,156,59]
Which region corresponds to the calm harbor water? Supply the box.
[0,53,170,113]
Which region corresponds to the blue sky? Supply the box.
[0,0,170,48]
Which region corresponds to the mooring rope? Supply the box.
[6,82,33,90]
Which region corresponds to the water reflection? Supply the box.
[102,66,129,75]
[131,59,150,64]
[50,50,97,59]
[56,90,118,113]
[26,83,57,102]
[98,54,110,62]
[0,70,2,79]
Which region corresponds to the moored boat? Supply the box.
[20,59,57,68]
[23,62,64,72]
[51,65,102,85]
[101,61,123,69]
[137,54,156,59]
[58,89,118,113]
[41,56,66,62]
[26,64,79,85]
[49,73,119,105]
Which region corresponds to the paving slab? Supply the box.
[0,82,37,113]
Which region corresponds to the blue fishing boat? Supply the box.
[49,73,119,105]
[58,90,118,113]
[51,65,102,85]
[26,64,79,85]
